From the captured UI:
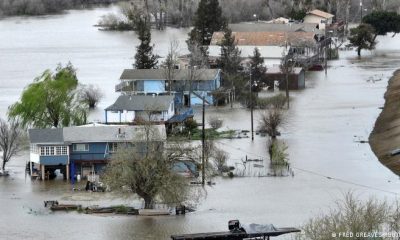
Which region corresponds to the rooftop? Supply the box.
[29,128,64,144]
[105,95,174,112]
[210,31,316,47]
[307,9,334,19]
[29,125,166,144]
[266,67,304,75]
[120,69,220,81]
[229,22,322,34]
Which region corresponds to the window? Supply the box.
[45,146,50,156]
[40,147,45,156]
[108,143,118,153]
[73,144,89,152]
[61,146,68,155]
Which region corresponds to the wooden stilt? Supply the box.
[66,164,70,180]
[41,165,45,180]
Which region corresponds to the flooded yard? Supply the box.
[1,6,400,240]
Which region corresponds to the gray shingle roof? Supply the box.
[105,95,174,111]
[28,125,166,144]
[120,69,220,81]
[229,22,323,34]
[63,125,166,143]
[28,128,64,144]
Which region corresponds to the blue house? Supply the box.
[28,124,166,181]
[115,69,221,107]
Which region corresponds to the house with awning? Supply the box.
[28,124,166,181]
[115,68,221,107]
[104,95,175,124]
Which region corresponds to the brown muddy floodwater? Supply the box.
[1,6,400,240]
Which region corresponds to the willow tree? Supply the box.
[8,63,87,128]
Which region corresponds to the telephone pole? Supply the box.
[201,96,205,185]
[249,64,254,141]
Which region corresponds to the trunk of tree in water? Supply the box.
[144,196,153,209]
[357,47,361,57]
[2,160,6,171]
[164,0,168,27]
[53,119,59,128]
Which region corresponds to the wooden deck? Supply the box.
[171,227,301,240]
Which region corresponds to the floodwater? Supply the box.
[1,6,400,240]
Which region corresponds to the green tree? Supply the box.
[348,24,376,57]
[250,47,267,87]
[363,11,400,43]
[217,27,241,76]
[188,0,226,46]
[288,8,306,20]
[134,18,158,69]
[8,63,87,128]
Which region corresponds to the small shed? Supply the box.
[303,9,334,30]
[264,67,305,90]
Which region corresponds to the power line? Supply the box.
[216,141,399,196]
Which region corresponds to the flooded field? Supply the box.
[1,6,400,240]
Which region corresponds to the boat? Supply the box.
[50,204,81,211]
[138,209,171,216]
[171,220,301,240]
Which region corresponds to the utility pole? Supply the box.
[201,96,205,185]
[325,26,328,76]
[249,64,254,141]
[285,57,290,109]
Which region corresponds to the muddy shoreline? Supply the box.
[370,70,400,175]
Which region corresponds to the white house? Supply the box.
[105,95,175,123]
[209,31,317,67]
[303,9,334,30]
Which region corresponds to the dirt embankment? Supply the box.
[370,70,400,175]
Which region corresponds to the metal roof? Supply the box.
[210,31,316,47]
[29,125,166,144]
[307,9,334,19]
[120,69,220,81]
[63,125,166,143]
[105,95,174,111]
[229,22,322,34]
[28,128,64,144]
[266,67,304,75]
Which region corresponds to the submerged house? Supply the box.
[209,31,317,67]
[28,124,166,180]
[115,69,221,107]
[264,67,306,90]
[104,95,175,124]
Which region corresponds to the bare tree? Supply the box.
[296,192,396,240]
[0,119,25,172]
[162,39,180,93]
[208,116,223,130]
[259,108,284,139]
[80,84,104,109]
[212,148,228,174]
[103,124,195,209]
